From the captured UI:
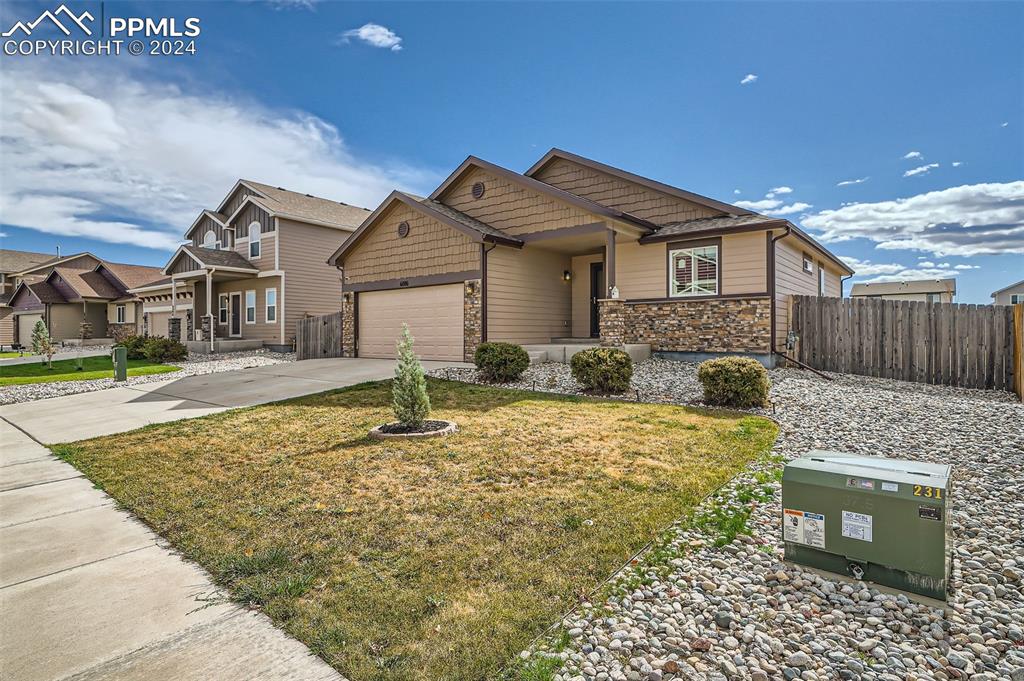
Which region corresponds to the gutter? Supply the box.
[768,226,833,380]
[841,273,854,298]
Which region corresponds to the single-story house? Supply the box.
[991,279,1024,305]
[0,248,58,346]
[850,278,956,303]
[328,149,854,365]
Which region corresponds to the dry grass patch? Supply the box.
[54,379,776,681]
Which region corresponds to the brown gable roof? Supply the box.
[428,156,660,233]
[327,191,522,267]
[50,267,123,300]
[180,245,258,270]
[640,214,786,241]
[0,249,56,274]
[26,281,67,304]
[239,181,371,229]
[525,148,752,217]
[12,251,96,276]
[99,262,165,290]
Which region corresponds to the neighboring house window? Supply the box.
[818,266,826,296]
[1011,294,1024,304]
[266,288,277,322]
[203,230,220,250]
[249,237,261,259]
[927,293,941,303]
[669,245,718,297]
[245,290,256,323]
[803,253,814,274]
[116,305,126,324]
[218,294,228,324]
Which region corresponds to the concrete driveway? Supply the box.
[1,357,469,443]
[0,357,466,680]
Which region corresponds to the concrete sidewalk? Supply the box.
[0,348,110,366]
[1,357,469,443]
[0,357,467,680]
[0,419,342,681]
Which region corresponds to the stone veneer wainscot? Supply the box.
[463,279,482,363]
[599,297,772,354]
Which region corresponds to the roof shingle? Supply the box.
[53,267,123,299]
[0,249,57,274]
[181,245,258,270]
[241,181,371,229]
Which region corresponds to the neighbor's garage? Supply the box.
[17,313,43,347]
[147,311,170,338]
[357,284,464,361]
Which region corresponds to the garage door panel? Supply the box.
[147,312,170,338]
[17,314,43,347]
[358,285,463,361]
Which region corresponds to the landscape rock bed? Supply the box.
[0,350,296,405]
[433,360,1024,680]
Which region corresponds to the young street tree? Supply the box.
[31,320,57,369]
[392,323,431,428]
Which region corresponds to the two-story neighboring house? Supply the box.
[850,278,956,303]
[134,180,370,352]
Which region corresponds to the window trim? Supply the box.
[249,236,261,259]
[666,237,722,299]
[218,294,229,325]
[1011,293,1023,305]
[818,262,826,296]
[245,289,256,324]
[115,304,126,324]
[265,287,277,323]
[802,252,814,274]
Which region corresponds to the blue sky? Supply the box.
[1,0,1021,302]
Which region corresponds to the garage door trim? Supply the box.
[345,269,480,294]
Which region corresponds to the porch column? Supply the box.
[170,279,177,316]
[206,270,214,352]
[605,228,617,296]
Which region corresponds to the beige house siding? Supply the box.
[213,276,282,344]
[48,303,106,340]
[571,253,604,338]
[342,203,479,285]
[234,229,277,272]
[0,308,13,345]
[533,157,721,224]
[774,235,843,344]
[106,301,138,323]
[279,218,350,345]
[486,246,571,344]
[615,233,767,300]
[994,283,1024,305]
[441,167,603,237]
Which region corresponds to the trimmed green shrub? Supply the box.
[117,334,148,360]
[474,342,530,383]
[142,336,188,363]
[570,347,633,394]
[697,357,770,408]
[392,324,431,427]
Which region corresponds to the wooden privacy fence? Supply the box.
[296,311,343,361]
[790,296,1020,393]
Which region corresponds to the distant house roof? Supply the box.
[25,281,66,304]
[99,262,165,290]
[991,279,1024,297]
[12,251,96,276]
[851,279,956,297]
[0,249,56,274]
[241,180,371,229]
[51,267,123,300]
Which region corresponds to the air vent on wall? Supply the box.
[397,221,410,238]
[471,181,486,199]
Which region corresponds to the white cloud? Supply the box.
[918,261,935,267]
[734,198,782,212]
[954,264,979,270]
[733,189,741,195]
[803,181,1024,257]
[1002,122,1009,127]
[952,161,963,167]
[0,64,434,251]
[837,176,869,187]
[766,202,813,216]
[339,23,403,51]
[840,257,964,284]
[903,163,939,177]
[740,74,758,85]
[768,186,792,195]
[903,151,923,160]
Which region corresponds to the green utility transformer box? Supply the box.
[782,451,951,601]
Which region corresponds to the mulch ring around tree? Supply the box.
[368,419,458,439]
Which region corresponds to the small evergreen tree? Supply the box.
[31,321,57,369]
[392,324,431,427]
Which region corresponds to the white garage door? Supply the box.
[358,284,464,361]
[147,311,170,338]
[17,313,43,347]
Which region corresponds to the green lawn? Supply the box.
[0,356,180,385]
[0,351,32,359]
[54,379,777,681]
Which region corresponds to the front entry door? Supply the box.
[230,293,241,337]
[589,262,604,338]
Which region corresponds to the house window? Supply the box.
[249,237,261,259]
[1011,294,1024,304]
[818,266,826,296]
[927,293,941,303]
[669,244,718,297]
[116,304,126,324]
[245,290,256,323]
[218,294,228,324]
[803,253,814,274]
[266,288,277,322]
[203,230,220,250]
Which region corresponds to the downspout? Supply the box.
[207,267,216,352]
[481,242,497,342]
[769,226,833,380]
[841,273,854,298]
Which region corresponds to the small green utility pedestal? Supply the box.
[112,346,127,382]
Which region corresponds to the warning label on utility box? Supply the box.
[783,508,826,548]
[842,510,873,542]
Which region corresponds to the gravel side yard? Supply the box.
[435,360,1024,681]
[0,349,296,405]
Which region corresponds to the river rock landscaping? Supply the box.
[0,349,296,405]
[501,360,1023,681]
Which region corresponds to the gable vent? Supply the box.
[397,221,410,238]
[471,181,486,199]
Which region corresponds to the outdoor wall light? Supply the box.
[563,270,572,282]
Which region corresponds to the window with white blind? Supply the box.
[245,290,256,323]
[218,295,228,324]
[266,288,277,322]
[669,244,719,297]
